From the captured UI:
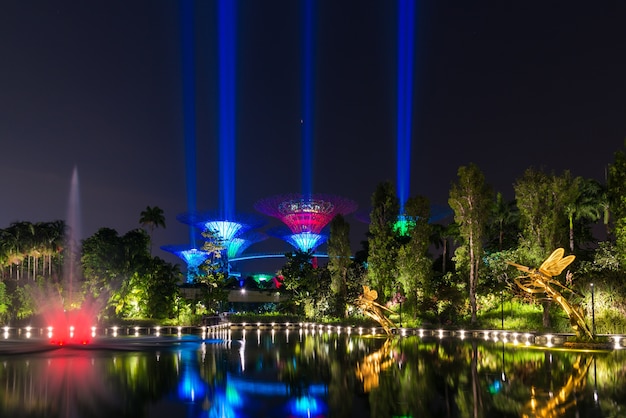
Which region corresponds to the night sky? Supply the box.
[1,1,625,267]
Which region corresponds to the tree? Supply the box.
[279,250,319,318]
[515,168,570,254]
[486,192,519,252]
[139,206,166,255]
[327,214,352,318]
[514,168,572,327]
[564,177,604,252]
[144,258,181,319]
[367,181,400,300]
[396,195,432,318]
[449,163,492,325]
[607,143,626,265]
[81,228,152,319]
[197,229,227,313]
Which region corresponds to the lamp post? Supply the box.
[591,283,596,336]
[501,290,504,330]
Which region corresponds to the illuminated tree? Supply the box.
[397,195,432,317]
[449,164,492,325]
[367,181,400,300]
[327,214,351,317]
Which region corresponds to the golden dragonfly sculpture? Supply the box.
[507,248,593,340]
[356,286,397,335]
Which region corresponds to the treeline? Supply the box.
[280,144,626,334]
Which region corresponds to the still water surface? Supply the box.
[0,329,624,417]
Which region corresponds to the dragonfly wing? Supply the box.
[539,249,575,277]
[539,248,564,272]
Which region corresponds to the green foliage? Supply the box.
[449,163,492,324]
[367,181,400,300]
[279,251,333,319]
[327,214,352,317]
[397,195,432,315]
[0,282,9,322]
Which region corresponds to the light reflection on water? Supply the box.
[0,331,624,417]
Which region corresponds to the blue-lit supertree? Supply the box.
[177,211,265,275]
[226,231,267,260]
[266,226,327,253]
[161,245,210,283]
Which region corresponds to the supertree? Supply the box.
[176,211,265,243]
[175,211,265,278]
[254,193,357,236]
[266,226,328,252]
[226,231,268,259]
[161,245,210,283]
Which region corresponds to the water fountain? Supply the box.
[38,166,99,345]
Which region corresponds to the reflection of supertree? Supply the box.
[267,226,328,252]
[161,245,209,283]
[254,193,357,234]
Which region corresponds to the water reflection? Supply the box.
[0,332,625,417]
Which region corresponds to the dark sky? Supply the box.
[1,1,625,268]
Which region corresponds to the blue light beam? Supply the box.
[181,0,198,245]
[300,0,315,198]
[218,0,237,219]
[396,0,416,213]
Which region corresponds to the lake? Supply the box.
[0,326,623,417]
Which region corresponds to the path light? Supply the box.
[590,283,596,336]
[438,329,444,339]
[614,336,622,350]
[545,334,553,347]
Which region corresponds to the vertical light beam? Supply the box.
[396,0,416,213]
[218,0,237,219]
[181,0,198,245]
[300,0,315,198]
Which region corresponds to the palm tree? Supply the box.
[564,177,604,251]
[139,206,166,255]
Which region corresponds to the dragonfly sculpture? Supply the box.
[356,286,397,335]
[507,248,593,340]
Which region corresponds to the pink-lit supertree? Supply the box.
[254,193,357,252]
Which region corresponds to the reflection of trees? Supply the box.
[0,348,180,417]
[360,337,608,418]
[521,355,593,417]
